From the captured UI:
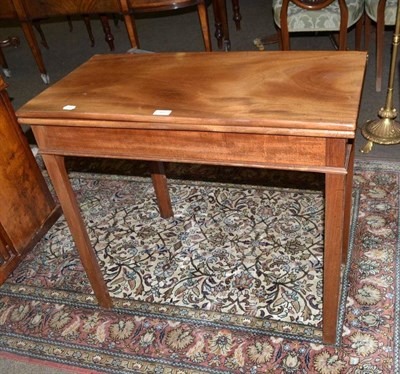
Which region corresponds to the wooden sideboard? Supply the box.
[0,0,232,83]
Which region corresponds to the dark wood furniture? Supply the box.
[212,0,241,50]
[0,0,231,81]
[212,0,229,49]
[231,0,241,30]
[34,15,116,51]
[0,35,19,78]
[0,1,18,77]
[16,51,367,344]
[128,0,212,51]
[0,0,139,83]
[35,0,215,53]
[0,76,61,284]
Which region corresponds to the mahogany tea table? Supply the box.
[16,51,367,344]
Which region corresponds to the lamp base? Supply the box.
[360,118,400,153]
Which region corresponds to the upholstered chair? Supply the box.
[272,0,365,50]
[365,0,397,92]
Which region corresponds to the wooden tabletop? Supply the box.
[17,51,367,137]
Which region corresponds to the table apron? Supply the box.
[32,125,348,174]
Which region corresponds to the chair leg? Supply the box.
[197,1,212,52]
[279,28,289,50]
[278,8,290,50]
[338,30,347,50]
[273,24,283,50]
[329,33,340,50]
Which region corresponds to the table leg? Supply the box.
[33,21,49,49]
[83,15,95,47]
[150,161,174,219]
[19,21,50,84]
[323,172,346,344]
[197,1,212,52]
[231,0,241,30]
[212,0,230,51]
[341,141,355,264]
[119,0,139,48]
[41,154,112,308]
[0,46,10,78]
[100,14,115,51]
[0,36,20,78]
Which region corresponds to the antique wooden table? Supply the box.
[17,51,367,344]
[0,0,232,82]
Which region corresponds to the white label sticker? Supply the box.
[153,109,172,116]
[63,105,76,111]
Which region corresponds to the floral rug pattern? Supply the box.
[0,159,398,373]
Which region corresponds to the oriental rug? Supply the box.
[0,159,398,373]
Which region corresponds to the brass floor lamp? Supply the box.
[361,0,400,153]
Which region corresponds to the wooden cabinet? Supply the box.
[0,76,60,284]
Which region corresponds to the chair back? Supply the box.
[277,0,350,50]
